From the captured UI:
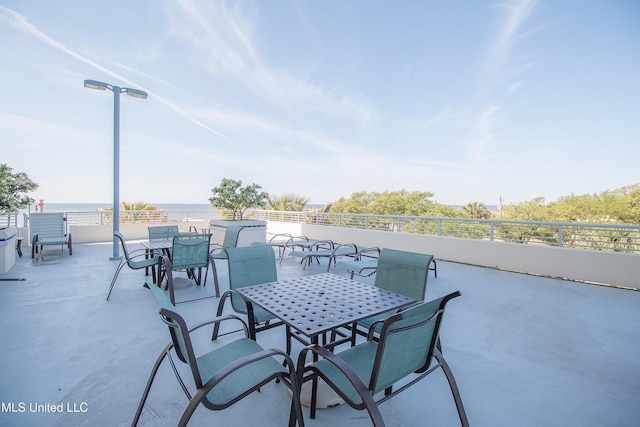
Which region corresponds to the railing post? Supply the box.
[365,215,369,230]
[397,217,401,233]
[490,221,495,241]
[558,225,563,247]
[438,219,443,236]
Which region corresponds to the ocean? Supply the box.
[31,203,215,212]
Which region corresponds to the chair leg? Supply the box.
[201,264,209,288]
[131,346,171,427]
[287,370,305,427]
[209,259,220,298]
[106,261,126,301]
[433,348,469,427]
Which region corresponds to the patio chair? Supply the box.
[288,241,359,271]
[148,225,180,241]
[334,247,381,279]
[156,233,214,304]
[297,291,468,426]
[106,232,159,301]
[335,247,437,279]
[335,248,434,345]
[211,244,284,341]
[147,225,180,257]
[133,282,304,427]
[29,212,72,258]
[209,226,244,295]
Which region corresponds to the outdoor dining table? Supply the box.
[140,240,173,277]
[234,272,417,352]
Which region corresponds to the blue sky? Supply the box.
[1,1,638,207]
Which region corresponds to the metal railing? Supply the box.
[253,210,640,254]
[25,209,217,226]
[0,213,19,228]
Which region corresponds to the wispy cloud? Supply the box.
[169,1,376,128]
[0,5,231,142]
[465,0,538,168]
[485,0,538,79]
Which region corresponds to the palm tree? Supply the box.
[268,193,310,211]
[463,202,491,219]
[102,201,161,223]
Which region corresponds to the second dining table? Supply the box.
[234,272,417,354]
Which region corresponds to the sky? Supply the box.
[1,1,638,207]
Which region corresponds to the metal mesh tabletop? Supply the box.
[140,240,172,251]
[236,273,416,338]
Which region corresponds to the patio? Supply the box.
[1,240,639,426]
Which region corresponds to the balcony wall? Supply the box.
[297,223,640,290]
[19,218,638,289]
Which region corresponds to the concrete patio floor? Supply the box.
[0,241,639,427]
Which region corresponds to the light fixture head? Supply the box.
[125,88,148,99]
[84,79,109,91]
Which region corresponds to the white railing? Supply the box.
[254,210,640,254]
[0,213,19,228]
[26,209,217,226]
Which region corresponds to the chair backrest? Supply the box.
[222,226,243,247]
[29,212,67,239]
[374,248,433,301]
[114,231,133,263]
[148,225,179,241]
[370,291,460,394]
[225,244,277,312]
[171,233,212,270]
[147,283,204,386]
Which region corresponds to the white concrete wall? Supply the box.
[22,219,638,288]
[69,221,209,244]
[298,223,640,289]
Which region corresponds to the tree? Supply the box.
[501,197,548,221]
[463,202,491,219]
[330,189,463,217]
[101,201,162,224]
[0,164,39,227]
[268,193,310,211]
[209,178,269,220]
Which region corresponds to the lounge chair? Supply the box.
[29,212,72,258]
[288,241,359,271]
[334,247,381,279]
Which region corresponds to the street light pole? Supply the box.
[84,79,148,260]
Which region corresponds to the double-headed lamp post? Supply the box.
[84,79,148,260]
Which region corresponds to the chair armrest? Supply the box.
[332,243,358,256]
[366,319,386,340]
[187,313,251,338]
[268,233,293,243]
[309,240,334,250]
[356,247,380,260]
